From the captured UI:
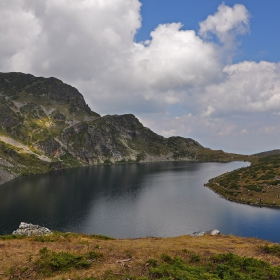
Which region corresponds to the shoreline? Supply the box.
[206,184,280,210]
[0,158,240,187]
[0,166,17,186]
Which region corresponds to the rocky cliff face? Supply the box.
[0,72,246,184]
[61,114,203,164]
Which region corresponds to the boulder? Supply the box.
[12,222,53,236]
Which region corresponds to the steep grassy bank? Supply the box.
[1,232,280,279]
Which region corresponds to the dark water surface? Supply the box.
[1,161,280,242]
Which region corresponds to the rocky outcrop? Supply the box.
[0,166,16,185]
[0,100,21,128]
[35,138,62,157]
[52,111,66,121]
[0,72,99,117]
[192,229,220,237]
[12,222,53,236]
[61,114,204,164]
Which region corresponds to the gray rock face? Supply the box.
[35,138,62,157]
[12,222,53,236]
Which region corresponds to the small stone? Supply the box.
[192,231,205,237]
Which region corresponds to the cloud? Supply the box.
[240,129,248,135]
[199,3,250,63]
[199,3,250,43]
[1,0,141,76]
[202,61,280,116]
[0,1,279,152]
[0,0,41,70]
[0,0,223,114]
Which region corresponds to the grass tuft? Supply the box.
[0,234,26,240]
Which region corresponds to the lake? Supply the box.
[1,161,280,242]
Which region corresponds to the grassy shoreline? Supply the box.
[206,183,280,209]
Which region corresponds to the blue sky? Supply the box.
[137,0,280,63]
[0,0,279,154]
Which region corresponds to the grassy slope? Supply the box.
[1,233,280,279]
[206,154,280,207]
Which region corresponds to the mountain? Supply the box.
[0,72,247,185]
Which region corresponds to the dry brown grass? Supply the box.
[0,233,279,279]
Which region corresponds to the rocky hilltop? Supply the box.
[0,72,246,184]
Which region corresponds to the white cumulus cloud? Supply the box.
[199,3,250,43]
[0,1,279,153]
[202,61,280,116]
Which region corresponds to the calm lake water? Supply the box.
[1,161,280,242]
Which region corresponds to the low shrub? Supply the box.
[145,253,280,280]
[0,234,25,240]
[89,234,114,240]
[34,247,102,275]
[244,184,262,192]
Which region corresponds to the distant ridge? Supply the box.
[253,149,280,157]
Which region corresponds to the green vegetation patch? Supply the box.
[141,253,280,280]
[0,234,26,240]
[35,247,103,275]
[102,252,280,280]
[89,234,114,240]
[0,140,50,175]
[260,244,280,258]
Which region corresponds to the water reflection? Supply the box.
[1,161,280,242]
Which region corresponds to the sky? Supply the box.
[0,0,279,154]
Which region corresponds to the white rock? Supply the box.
[206,229,220,235]
[13,222,53,236]
[192,229,220,237]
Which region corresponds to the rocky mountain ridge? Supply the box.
[0,72,247,185]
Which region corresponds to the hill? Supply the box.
[253,149,280,157]
[0,72,247,185]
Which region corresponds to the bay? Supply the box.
[1,161,280,242]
